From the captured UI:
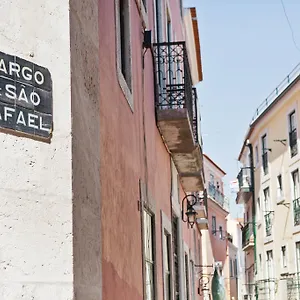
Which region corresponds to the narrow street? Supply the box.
[0,0,299,299]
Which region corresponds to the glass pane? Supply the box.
[293,171,300,199]
[143,211,153,261]
[163,233,170,271]
[145,262,154,300]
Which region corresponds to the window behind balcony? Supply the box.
[261,134,268,175]
[292,170,300,226]
[143,210,155,300]
[289,110,298,157]
[263,187,272,236]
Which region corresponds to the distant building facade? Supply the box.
[202,154,231,299]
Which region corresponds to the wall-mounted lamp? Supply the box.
[181,194,197,228]
[182,194,197,228]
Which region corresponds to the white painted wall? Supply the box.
[227,216,246,300]
[0,0,72,299]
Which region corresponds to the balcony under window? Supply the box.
[208,182,226,208]
[293,197,300,226]
[242,222,254,251]
[153,41,203,192]
[236,167,252,204]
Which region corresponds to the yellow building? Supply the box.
[237,64,300,300]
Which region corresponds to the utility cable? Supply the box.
[280,0,300,52]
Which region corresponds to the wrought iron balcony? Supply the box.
[236,167,252,204]
[264,212,273,237]
[242,222,254,251]
[293,198,300,226]
[191,191,208,220]
[153,41,203,192]
[208,182,226,208]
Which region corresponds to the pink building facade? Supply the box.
[98,2,206,300]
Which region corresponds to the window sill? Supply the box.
[277,195,285,204]
[289,152,300,167]
[264,235,273,244]
[292,224,300,235]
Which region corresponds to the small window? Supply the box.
[277,175,283,199]
[261,134,268,175]
[257,197,261,222]
[210,174,214,184]
[289,111,298,157]
[281,246,287,268]
[219,226,223,240]
[259,254,262,268]
[212,216,216,235]
[234,259,238,278]
[255,145,259,165]
[230,259,233,277]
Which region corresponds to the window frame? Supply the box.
[115,0,133,110]
[143,209,156,300]
[163,231,172,300]
[212,216,216,235]
[261,134,268,175]
[281,246,287,268]
[289,110,298,157]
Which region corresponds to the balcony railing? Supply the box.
[293,198,300,226]
[153,41,197,140]
[192,88,199,144]
[242,222,254,249]
[208,182,225,208]
[237,167,252,192]
[251,63,300,124]
[264,212,273,236]
[289,129,298,157]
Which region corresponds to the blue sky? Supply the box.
[184,0,300,217]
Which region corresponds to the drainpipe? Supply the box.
[246,141,258,300]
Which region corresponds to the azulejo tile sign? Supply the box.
[0,51,52,140]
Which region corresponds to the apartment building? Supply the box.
[237,64,300,300]
[201,154,229,299]
[0,1,208,300]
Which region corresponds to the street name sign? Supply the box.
[0,51,53,140]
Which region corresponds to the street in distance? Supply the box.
[0,51,53,139]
